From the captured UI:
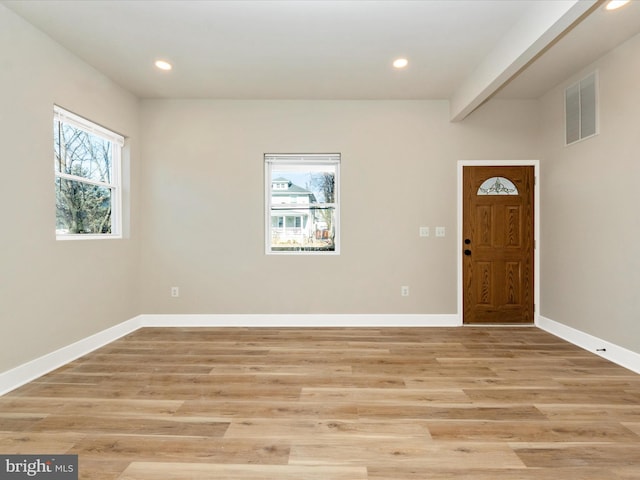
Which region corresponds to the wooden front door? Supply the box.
[463,166,534,324]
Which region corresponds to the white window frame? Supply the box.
[265,153,340,255]
[54,105,124,240]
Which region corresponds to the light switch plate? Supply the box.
[419,227,429,237]
[435,226,445,237]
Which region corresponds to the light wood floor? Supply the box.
[1,327,640,479]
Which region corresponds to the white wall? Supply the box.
[138,99,540,316]
[539,32,640,353]
[0,5,140,372]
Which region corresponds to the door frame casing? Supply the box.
[457,160,540,326]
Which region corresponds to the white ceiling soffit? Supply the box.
[498,0,640,99]
[449,0,601,122]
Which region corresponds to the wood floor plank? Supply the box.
[622,422,640,436]
[351,364,496,377]
[404,375,564,389]
[0,397,71,413]
[614,466,640,479]
[513,443,640,468]
[0,417,47,434]
[224,418,432,439]
[427,420,640,442]
[72,435,290,464]
[0,326,638,479]
[176,400,359,420]
[78,459,130,480]
[29,415,230,437]
[0,432,85,453]
[207,364,353,376]
[367,466,628,479]
[137,382,302,401]
[118,462,368,480]
[289,439,526,469]
[299,387,470,404]
[7,382,144,399]
[356,404,547,421]
[538,405,640,422]
[0,397,186,420]
[491,365,638,378]
[464,388,640,405]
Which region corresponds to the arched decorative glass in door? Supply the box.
[477,176,519,195]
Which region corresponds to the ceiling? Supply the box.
[3,0,640,108]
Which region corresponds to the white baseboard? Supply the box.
[0,317,141,396]
[138,313,461,328]
[0,314,459,396]
[537,315,640,374]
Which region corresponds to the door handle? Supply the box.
[464,249,472,256]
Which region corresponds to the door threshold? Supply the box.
[463,323,535,327]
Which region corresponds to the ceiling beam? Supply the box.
[449,0,603,122]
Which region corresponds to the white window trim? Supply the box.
[265,153,340,255]
[54,106,124,240]
[54,106,124,147]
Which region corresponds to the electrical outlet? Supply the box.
[419,226,429,237]
[171,286,179,297]
[401,286,409,297]
[435,226,445,237]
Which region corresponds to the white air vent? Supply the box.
[565,72,598,145]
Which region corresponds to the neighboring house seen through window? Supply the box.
[54,106,124,239]
[265,154,340,254]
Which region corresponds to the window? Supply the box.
[265,154,340,254]
[54,106,124,239]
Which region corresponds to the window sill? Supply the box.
[56,234,122,241]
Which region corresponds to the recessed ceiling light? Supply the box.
[154,60,173,71]
[393,58,409,69]
[605,0,630,10]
